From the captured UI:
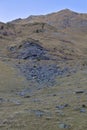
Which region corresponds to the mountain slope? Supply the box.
[6,9,87,57]
[0,9,87,130]
[11,9,87,31]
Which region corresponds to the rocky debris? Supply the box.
[80,108,86,113]
[7,40,50,60]
[80,104,87,113]
[59,123,71,129]
[7,39,78,89]
[17,88,33,97]
[0,97,4,102]
[18,62,71,88]
[0,97,21,105]
[8,99,21,105]
[24,109,52,118]
[74,105,87,113]
[32,110,44,117]
[56,104,69,110]
[25,110,44,117]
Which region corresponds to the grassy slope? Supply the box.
[0,60,28,96]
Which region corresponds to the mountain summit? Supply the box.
[10,9,78,24]
[10,9,87,32]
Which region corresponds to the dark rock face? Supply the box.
[16,42,47,60]
[8,40,50,60]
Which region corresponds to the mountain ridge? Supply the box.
[7,9,86,24]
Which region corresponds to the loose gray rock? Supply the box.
[0,97,5,103]
[56,104,69,110]
[80,108,86,113]
[32,110,44,117]
[59,123,71,129]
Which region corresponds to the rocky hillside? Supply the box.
[0,9,87,88]
[0,9,87,130]
[0,9,87,56]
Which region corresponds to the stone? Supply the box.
[56,104,69,110]
[59,123,71,129]
[80,108,86,113]
[75,90,84,94]
[33,110,44,117]
[9,99,21,105]
[24,95,31,98]
[0,97,5,103]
